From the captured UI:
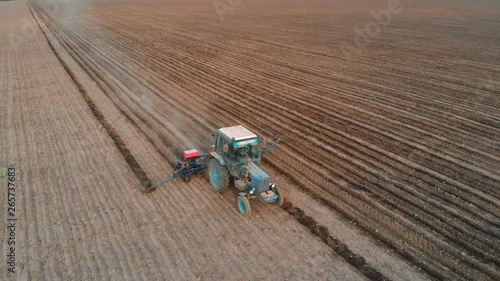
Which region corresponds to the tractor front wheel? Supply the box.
[207,158,230,192]
[274,186,284,207]
[236,194,251,217]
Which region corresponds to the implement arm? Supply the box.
[261,139,280,155]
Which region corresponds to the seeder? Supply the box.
[150,150,207,188]
[150,125,282,216]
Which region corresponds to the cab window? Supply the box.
[216,135,224,154]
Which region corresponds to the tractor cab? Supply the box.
[213,125,261,171]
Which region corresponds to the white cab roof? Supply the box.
[218,125,257,141]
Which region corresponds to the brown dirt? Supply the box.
[282,201,387,281]
[29,5,153,190]
[0,1,367,280]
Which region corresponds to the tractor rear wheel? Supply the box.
[236,194,251,217]
[274,186,284,207]
[208,158,230,192]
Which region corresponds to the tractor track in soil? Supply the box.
[26,2,154,190]
[2,2,180,280]
[27,0,500,280]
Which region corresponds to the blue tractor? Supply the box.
[206,125,283,216]
[150,125,282,217]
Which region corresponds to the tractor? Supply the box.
[206,125,283,216]
[150,125,283,216]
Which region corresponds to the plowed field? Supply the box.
[1,0,499,280]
